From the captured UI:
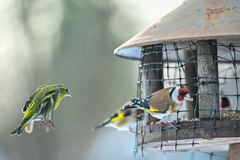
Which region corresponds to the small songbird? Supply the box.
[92,101,144,132]
[121,86,193,129]
[220,96,232,111]
[11,84,72,136]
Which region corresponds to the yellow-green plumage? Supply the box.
[11,84,71,136]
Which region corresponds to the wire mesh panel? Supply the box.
[134,40,240,152]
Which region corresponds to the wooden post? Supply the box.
[142,45,164,96]
[142,45,164,122]
[184,50,198,119]
[197,40,219,119]
[229,143,240,160]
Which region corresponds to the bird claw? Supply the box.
[39,120,55,132]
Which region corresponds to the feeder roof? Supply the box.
[114,0,240,60]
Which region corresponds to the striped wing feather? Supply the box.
[22,85,46,113]
[148,87,173,113]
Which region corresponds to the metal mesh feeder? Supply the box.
[114,0,240,155]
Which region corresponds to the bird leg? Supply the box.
[39,120,55,131]
[39,120,48,127]
[46,120,55,129]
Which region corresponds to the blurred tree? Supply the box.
[3,0,138,160]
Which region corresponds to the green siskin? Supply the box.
[11,84,72,136]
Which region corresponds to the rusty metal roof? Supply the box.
[114,0,240,60]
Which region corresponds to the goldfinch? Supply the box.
[92,101,144,132]
[121,86,192,129]
[11,84,72,136]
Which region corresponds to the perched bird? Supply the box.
[92,101,144,132]
[220,96,233,111]
[121,86,193,129]
[11,84,72,136]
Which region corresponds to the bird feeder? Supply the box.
[114,0,240,155]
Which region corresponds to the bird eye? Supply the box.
[179,90,185,96]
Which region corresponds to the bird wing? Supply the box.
[38,88,59,120]
[149,101,171,113]
[92,110,132,130]
[111,110,132,122]
[92,112,118,130]
[148,88,173,113]
[22,85,46,113]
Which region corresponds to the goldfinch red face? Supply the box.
[177,86,193,101]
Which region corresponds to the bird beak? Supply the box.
[184,93,193,101]
[66,92,72,98]
[121,104,137,111]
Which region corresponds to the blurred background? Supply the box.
[1,0,228,159]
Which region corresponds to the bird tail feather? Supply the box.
[10,126,24,136]
[11,118,31,136]
[92,125,102,131]
[92,118,111,131]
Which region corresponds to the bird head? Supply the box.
[59,85,72,98]
[220,96,232,110]
[177,86,193,102]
